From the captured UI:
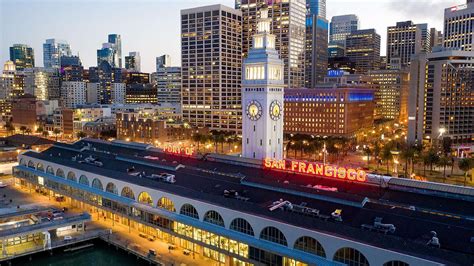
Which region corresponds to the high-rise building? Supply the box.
[154,66,181,113]
[346,29,381,74]
[60,55,82,67]
[43,39,72,68]
[23,68,60,101]
[60,81,86,108]
[125,52,141,72]
[386,21,430,69]
[368,69,410,122]
[125,84,157,104]
[108,34,122,68]
[241,6,284,160]
[408,49,474,145]
[329,14,359,47]
[0,61,24,100]
[238,0,306,88]
[328,43,345,58]
[111,83,126,104]
[444,0,474,51]
[429,28,443,51]
[89,61,123,104]
[9,44,35,71]
[156,54,171,71]
[97,34,122,68]
[181,5,242,132]
[305,0,329,87]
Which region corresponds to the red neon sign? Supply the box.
[264,158,367,182]
[164,146,195,156]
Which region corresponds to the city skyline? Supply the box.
[1,0,464,73]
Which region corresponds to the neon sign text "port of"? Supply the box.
[164,146,195,156]
[264,158,367,182]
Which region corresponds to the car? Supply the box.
[0,182,7,188]
[183,249,191,256]
[64,236,73,241]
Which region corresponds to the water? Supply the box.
[11,240,147,266]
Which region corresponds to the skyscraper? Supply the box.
[444,0,474,51]
[156,54,171,71]
[89,61,123,104]
[181,5,242,132]
[108,34,122,68]
[346,29,381,74]
[9,44,35,71]
[429,28,443,51]
[154,66,181,113]
[125,52,141,72]
[0,61,24,100]
[241,6,284,160]
[305,0,329,87]
[386,21,429,68]
[43,39,72,68]
[408,49,474,144]
[238,0,306,88]
[329,14,359,47]
[97,34,122,68]
[24,68,60,101]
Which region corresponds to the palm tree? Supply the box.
[53,128,61,141]
[437,156,450,181]
[25,128,32,135]
[426,149,440,172]
[192,133,202,151]
[381,146,392,175]
[42,130,49,138]
[76,131,87,139]
[458,158,473,186]
[401,147,415,177]
[36,126,44,134]
[19,126,27,135]
[363,146,372,169]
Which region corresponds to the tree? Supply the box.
[363,146,372,169]
[381,146,392,175]
[401,146,416,178]
[76,131,87,139]
[53,128,61,141]
[25,128,32,135]
[436,156,450,181]
[441,137,452,155]
[36,126,44,134]
[426,149,440,172]
[192,133,203,152]
[19,126,27,135]
[42,130,49,138]
[458,158,473,186]
[5,123,15,136]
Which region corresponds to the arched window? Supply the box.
[260,226,287,246]
[157,197,175,212]
[294,236,326,258]
[46,166,54,175]
[230,218,254,236]
[180,204,199,219]
[383,261,408,266]
[138,192,153,206]
[79,175,89,186]
[67,172,76,182]
[333,247,369,266]
[28,160,35,168]
[19,158,26,166]
[106,182,118,194]
[92,178,103,191]
[121,187,135,200]
[36,163,44,172]
[203,210,225,227]
[56,168,65,178]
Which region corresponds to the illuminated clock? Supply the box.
[269,100,282,121]
[246,100,262,121]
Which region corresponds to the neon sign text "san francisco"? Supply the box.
[164,146,195,156]
[264,158,367,182]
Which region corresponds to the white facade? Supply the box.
[24,67,59,100]
[242,8,285,160]
[43,39,71,68]
[111,83,126,104]
[61,81,86,108]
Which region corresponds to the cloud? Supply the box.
[387,0,464,21]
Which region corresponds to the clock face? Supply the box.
[246,100,262,121]
[269,100,282,121]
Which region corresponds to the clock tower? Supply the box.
[242,6,285,160]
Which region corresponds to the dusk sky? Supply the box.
[1,0,465,73]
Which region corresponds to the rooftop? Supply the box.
[20,139,474,265]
